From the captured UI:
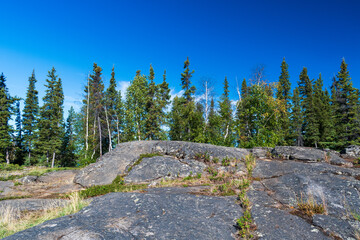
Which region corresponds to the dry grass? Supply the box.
[297,193,327,217]
[0,192,90,238]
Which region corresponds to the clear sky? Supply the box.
[0,0,359,113]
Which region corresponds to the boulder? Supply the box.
[124,156,207,183]
[18,175,38,184]
[342,145,360,159]
[5,188,242,240]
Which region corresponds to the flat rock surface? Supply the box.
[124,156,207,183]
[252,158,360,239]
[5,188,242,240]
[0,198,69,211]
[271,146,352,167]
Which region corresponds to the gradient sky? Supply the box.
[1,0,359,113]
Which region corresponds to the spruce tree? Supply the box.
[206,98,221,145]
[169,57,198,141]
[181,57,196,103]
[298,67,319,147]
[289,87,303,146]
[218,77,234,146]
[37,67,64,167]
[276,58,291,144]
[145,64,159,140]
[23,70,39,163]
[105,66,118,150]
[14,100,24,164]
[60,107,76,167]
[332,59,359,146]
[0,73,15,163]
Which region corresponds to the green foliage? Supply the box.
[0,73,16,163]
[221,156,231,166]
[0,163,23,171]
[218,77,234,146]
[237,83,285,147]
[77,181,147,199]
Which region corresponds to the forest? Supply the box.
[0,57,359,167]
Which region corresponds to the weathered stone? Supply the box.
[37,170,78,184]
[0,198,69,211]
[312,214,358,240]
[5,188,242,240]
[342,145,360,158]
[250,147,272,159]
[124,156,207,183]
[0,181,14,196]
[271,146,352,167]
[248,189,330,240]
[18,175,38,184]
[74,141,249,187]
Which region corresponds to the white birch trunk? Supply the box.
[98,116,102,157]
[104,106,112,152]
[51,152,55,168]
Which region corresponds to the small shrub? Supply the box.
[236,210,253,239]
[213,157,219,164]
[14,182,22,186]
[194,152,211,163]
[244,154,256,176]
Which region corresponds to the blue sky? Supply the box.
[0,0,359,114]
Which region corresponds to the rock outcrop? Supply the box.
[3,141,360,240]
[74,141,249,187]
[5,188,242,240]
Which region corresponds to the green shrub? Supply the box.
[221,156,231,166]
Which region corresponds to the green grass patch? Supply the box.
[127,153,162,172]
[0,196,31,201]
[73,176,147,199]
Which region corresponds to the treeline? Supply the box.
[0,58,359,167]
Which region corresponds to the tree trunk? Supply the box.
[98,116,102,157]
[104,106,112,152]
[205,81,209,123]
[85,74,90,158]
[91,117,96,160]
[6,149,9,164]
[51,152,56,168]
[116,116,120,144]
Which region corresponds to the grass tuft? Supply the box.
[297,193,327,217]
[0,192,89,238]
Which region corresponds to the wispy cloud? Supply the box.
[64,95,82,112]
[117,81,130,99]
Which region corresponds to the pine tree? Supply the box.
[276,58,291,144]
[37,67,64,167]
[218,77,233,146]
[241,78,248,99]
[289,87,303,146]
[23,70,39,163]
[298,67,319,147]
[0,73,15,163]
[115,90,125,144]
